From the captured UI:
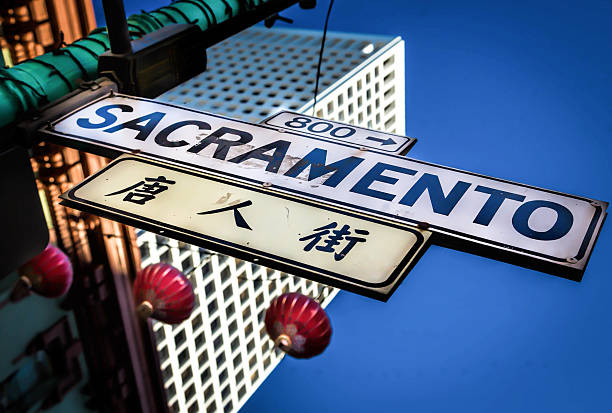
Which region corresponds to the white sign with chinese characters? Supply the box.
[260,111,416,154]
[60,155,430,301]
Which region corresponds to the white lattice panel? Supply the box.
[160,27,402,127]
[305,39,405,135]
[137,26,404,413]
[138,233,335,413]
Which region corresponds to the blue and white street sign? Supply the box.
[42,94,607,279]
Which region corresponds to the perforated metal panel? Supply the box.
[138,233,334,413]
[160,26,404,134]
[139,26,405,413]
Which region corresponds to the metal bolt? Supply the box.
[262,182,272,188]
[359,147,368,151]
[591,201,601,207]
[277,128,286,133]
[566,257,578,264]
[417,221,430,230]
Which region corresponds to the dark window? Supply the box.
[174,330,186,347]
[201,367,211,382]
[208,299,218,315]
[192,314,203,331]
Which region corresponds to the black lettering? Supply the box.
[188,127,253,160]
[229,140,291,173]
[155,120,211,147]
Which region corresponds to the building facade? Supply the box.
[140,26,406,413]
[0,0,96,65]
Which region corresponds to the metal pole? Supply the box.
[101,0,132,54]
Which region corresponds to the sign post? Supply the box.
[43,93,608,281]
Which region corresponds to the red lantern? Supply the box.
[134,263,195,325]
[1,244,73,309]
[10,244,73,302]
[265,292,332,359]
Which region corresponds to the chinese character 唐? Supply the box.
[105,176,176,205]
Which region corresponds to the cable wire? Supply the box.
[312,0,335,116]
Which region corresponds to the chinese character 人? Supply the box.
[299,222,369,261]
[105,176,176,205]
[197,200,253,230]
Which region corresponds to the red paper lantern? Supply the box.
[134,263,195,325]
[265,292,332,359]
[0,244,74,309]
[18,244,73,298]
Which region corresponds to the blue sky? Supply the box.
[100,1,612,411]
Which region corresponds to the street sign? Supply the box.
[260,111,416,155]
[60,155,430,301]
[41,93,608,280]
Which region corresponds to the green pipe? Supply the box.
[0,0,272,129]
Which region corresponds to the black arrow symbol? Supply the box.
[366,136,396,146]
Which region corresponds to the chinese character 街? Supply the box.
[299,222,369,261]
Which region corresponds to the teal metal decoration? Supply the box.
[0,0,273,129]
